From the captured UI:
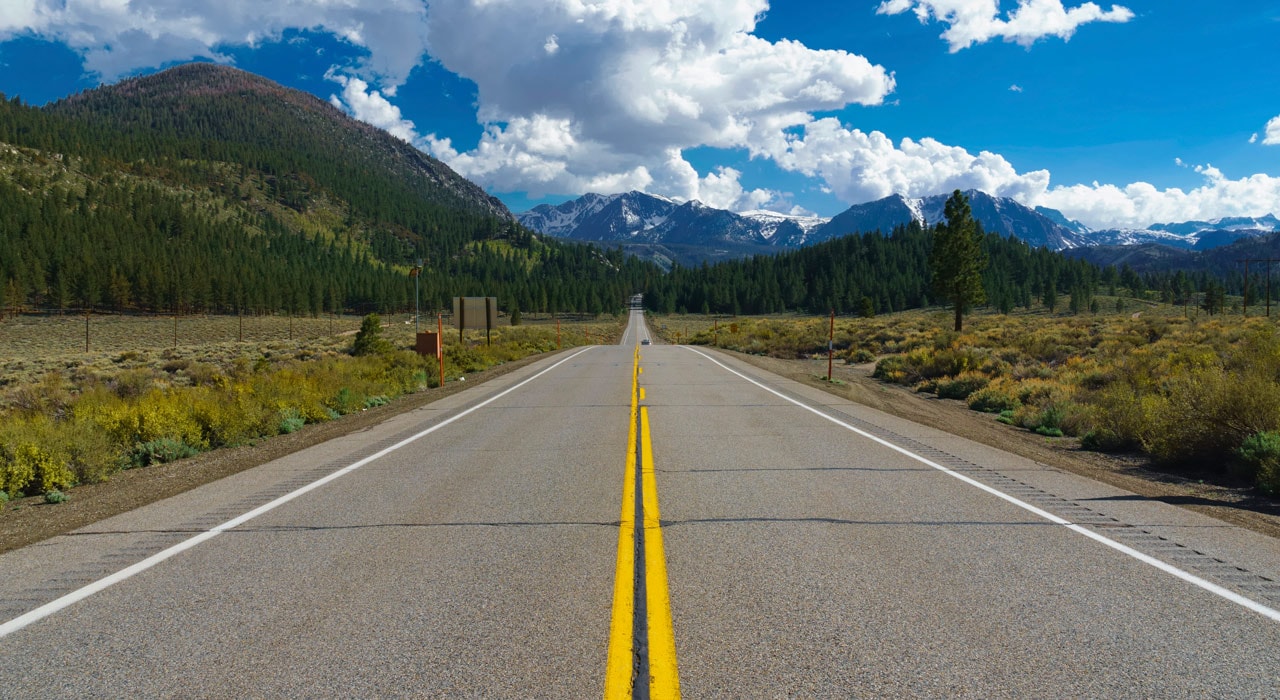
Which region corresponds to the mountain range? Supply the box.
[1064,232,1280,278]
[519,190,1280,264]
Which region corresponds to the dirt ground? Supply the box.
[3,346,1279,555]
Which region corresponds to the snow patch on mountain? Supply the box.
[740,210,829,241]
[519,189,1280,262]
[1149,214,1280,235]
[903,196,925,226]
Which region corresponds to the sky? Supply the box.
[0,1,1277,230]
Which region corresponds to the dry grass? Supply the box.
[656,302,1280,490]
[0,312,619,392]
[0,312,624,501]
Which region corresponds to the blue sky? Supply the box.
[0,1,1277,229]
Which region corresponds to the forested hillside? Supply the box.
[0,63,655,316]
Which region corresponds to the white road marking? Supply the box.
[0,347,596,640]
[683,346,1280,624]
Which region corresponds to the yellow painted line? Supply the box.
[606,345,680,698]
[604,348,641,698]
[641,405,681,698]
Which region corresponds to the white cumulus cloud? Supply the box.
[327,71,422,145]
[0,0,430,88]
[1034,166,1280,230]
[417,0,895,210]
[876,0,1134,52]
[1264,115,1280,146]
[761,117,1050,206]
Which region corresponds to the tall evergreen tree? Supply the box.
[930,190,987,331]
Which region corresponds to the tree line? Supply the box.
[641,211,1102,319]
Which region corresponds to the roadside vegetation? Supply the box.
[0,312,620,505]
[662,304,1280,494]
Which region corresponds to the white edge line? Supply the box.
[0,347,596,640]
[681,346,1280,625]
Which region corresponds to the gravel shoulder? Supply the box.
[727,350,1280,540]
[5,346,1279,554]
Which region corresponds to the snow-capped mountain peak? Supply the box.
[518,191,679,242]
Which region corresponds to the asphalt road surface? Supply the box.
[3,308,1280,697]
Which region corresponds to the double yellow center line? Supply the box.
[605,346,680,699]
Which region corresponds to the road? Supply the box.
[2,308,1280,697]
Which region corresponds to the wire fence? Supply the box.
[0,308,613,360]
[0,310,367,359]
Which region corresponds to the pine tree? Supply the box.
[352,313,393,356]
[1201,280,1225,315]
[930,190,987,331]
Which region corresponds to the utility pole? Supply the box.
[1243,259,1250,317]
[1236,258,1280,317]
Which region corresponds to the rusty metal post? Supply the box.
[827,308,835,382]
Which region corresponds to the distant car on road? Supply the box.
[641,338,651,345]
